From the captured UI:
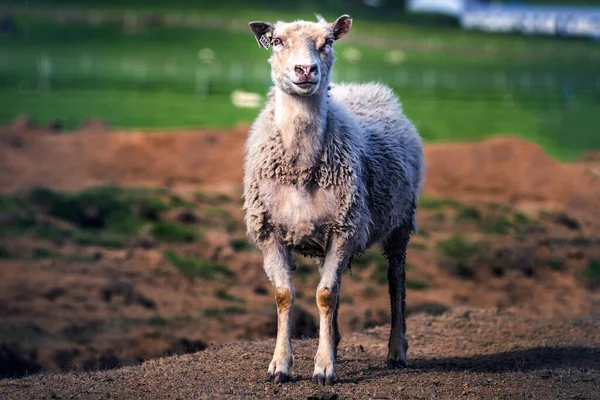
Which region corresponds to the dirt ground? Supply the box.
[1,122,599,398]
[1,308,599,399]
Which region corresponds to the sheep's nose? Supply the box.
[294,64,318,78]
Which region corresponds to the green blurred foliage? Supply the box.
[0,1,599,160]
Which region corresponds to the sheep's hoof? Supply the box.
[387,357,407,370]
[267,371,291,384]
[273,371,291,384]
[313,373,334,386]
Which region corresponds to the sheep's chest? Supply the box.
[262,180,338,254]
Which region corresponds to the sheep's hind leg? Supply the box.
[313,236,349,385]
[262,240,295,383]
[383,226,411,369]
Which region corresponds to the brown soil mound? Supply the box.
[1,126,598,223]
[424,138,600,221]
[0,125,247,193]
[1,308,598,399]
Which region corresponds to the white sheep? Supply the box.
[243,14,425,385]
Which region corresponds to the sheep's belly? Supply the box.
[268,184,337,256]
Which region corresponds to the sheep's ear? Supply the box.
[331,14,352,40]
[249,21,274,49]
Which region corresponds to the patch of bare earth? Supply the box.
[1,308,598,399]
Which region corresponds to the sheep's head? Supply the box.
[249,15,352,97]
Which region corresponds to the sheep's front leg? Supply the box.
[262,240,295,383]
[313,236,349,386]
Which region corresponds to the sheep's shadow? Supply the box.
[409,346,600,373]
[334,346,600,384]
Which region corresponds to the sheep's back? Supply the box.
[330,82,424,241]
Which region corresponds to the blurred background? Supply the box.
[0,0,599,378]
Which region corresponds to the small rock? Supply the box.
[554,212,580,231]
[177,210,199,224]
[47,119,63,133]
[136,294,156,309]
[253,285,268,296]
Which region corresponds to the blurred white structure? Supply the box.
[462,4,600,39]
[231,90,262,108]
[407,0,466,17]
[407,0,600,39]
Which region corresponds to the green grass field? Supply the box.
[0,1,599,160]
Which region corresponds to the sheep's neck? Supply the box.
[274,88,327,167]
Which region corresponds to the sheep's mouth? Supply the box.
[293,81,317,89]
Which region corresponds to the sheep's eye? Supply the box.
[320,38,334,52]
[272,38,283,46]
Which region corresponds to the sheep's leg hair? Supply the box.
[383,226,411,369]
[332,276,342,360]
[313,235,349,385]
[319,257,343,360]
[262,239,295,383]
